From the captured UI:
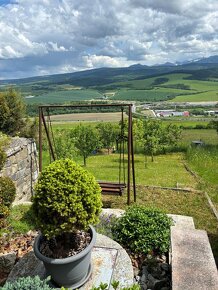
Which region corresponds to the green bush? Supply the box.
[0,176,16,228]
[32,158,102,238]
[0,177,16,209]
[0,132,10,171]
[0,276,53,290]
[112,205,173,255]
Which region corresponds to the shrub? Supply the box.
[1,276,53,290]
[0,132,10,171]
[0,176,16,228]
[32,158,102,238]
[112,205,173,255]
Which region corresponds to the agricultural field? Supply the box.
[171,90,218,102]
[50,112,128,123]
[111,89,177,102]
[25,89,104,104]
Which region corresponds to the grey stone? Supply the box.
[168,214,195,229]
[161,263,169,272]
[171,227,218,290]
[1,137,38,204]
[147,274,167,290]
[141,284,148,290]
[140,273,147,283]
[0,252,16,275]
[7,251,45,282]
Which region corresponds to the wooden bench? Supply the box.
[98,181,126,196]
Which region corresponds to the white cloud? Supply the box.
[82,55,129,68]
[0,0,217,79]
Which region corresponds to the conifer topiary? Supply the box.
[32,159,102,238]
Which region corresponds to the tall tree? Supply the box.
[71,124,99,166]
[134,119,182,161]
[209,120,218,135]
[0,88,26,136]
[96,122,117,154]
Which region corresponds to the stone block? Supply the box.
[171,227,218,290]
[0,252,16,275]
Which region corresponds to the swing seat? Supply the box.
[98,181,126,196]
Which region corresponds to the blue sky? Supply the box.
[0,0,14,5]
[0,0,217,80]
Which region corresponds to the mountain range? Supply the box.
[1,55,218,88]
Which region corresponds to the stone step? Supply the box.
[171,227,218,290]
[168,214,195,229]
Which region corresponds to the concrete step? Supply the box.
[168,214,195,229]
[171,226,218,290]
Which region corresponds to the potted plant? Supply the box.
[32,158,102,289]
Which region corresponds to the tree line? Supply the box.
[44,119,183,166]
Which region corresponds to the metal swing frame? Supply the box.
[38,103,136,205]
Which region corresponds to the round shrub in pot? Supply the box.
[32,158,102,288]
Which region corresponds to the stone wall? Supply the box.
[0,138,38,204]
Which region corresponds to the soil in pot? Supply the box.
[39,230,92,259]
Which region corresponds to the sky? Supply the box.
[0,0,217,80]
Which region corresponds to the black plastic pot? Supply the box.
[34,226,96,289]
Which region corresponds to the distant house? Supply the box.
[205,110,218,116]
[155,110,190,117]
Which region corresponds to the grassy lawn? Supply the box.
[185,146,218,211]
[180,129,218,146]
[42,152,197,189]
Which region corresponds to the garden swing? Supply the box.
[98,107,127,196]
[38,104,136,205]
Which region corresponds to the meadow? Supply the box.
[25,89,104,104]
[17,70,218,104]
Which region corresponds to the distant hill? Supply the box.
[0,55,217,107]
[1,55,217,87]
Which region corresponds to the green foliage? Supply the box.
[32,159,102,238]
[6,204,37,234]
[186,145,218,185]
[71,124,99,166]
[209,120,218,134]
[1,276,53,290]
[0,176,16,228]
[112,205,172,255]
[0,132,10,171]
[53,129,75,159]
[96,122,118,153]
[19,117,38,140]
[91,281,140,290]
[0,88,26,136]
[134,119,182,161]
[152,77,169,86]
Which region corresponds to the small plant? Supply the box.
[112,205,173,255]
[95,213,117,239]
[0,276,53,290]
[91,281,140,290]
[32,158,102,238]
[0,176,16,228]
